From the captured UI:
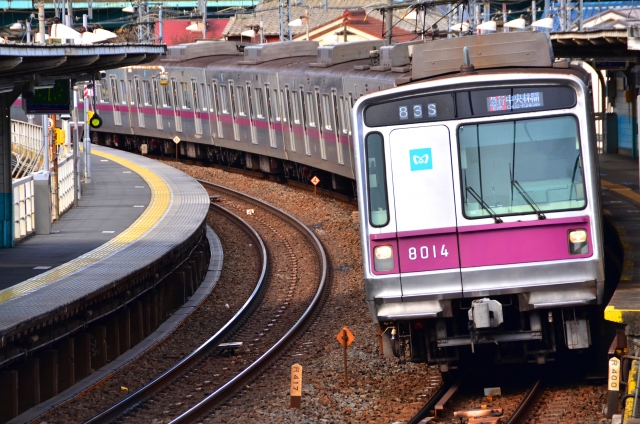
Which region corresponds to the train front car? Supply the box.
[353,33,604,369]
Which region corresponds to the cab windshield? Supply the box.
[459,115,586,219]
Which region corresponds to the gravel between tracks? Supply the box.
[163,163,442,424]
[37,210,261,423]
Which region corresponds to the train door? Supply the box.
[152,78,163,130]
[265,83,277,148]
[171,78,182,132]
[134,77,145,128]
[388,125,462,298]
[109,76,121,126]
[191,79,202,135]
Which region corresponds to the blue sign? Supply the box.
[409,148,432,171]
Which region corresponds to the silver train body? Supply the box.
[353,34,608,365]
[12,36,612,365]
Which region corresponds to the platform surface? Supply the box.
[599,154,640,318]
[0,145,210,335]
[0,156,150,290]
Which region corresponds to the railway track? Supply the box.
[147,153,357,205]
[407,361,606,423]
[84,181,328,423]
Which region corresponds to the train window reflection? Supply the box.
[366,133,389,227]
[459,116,585,219]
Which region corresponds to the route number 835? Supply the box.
[408,245,449,260]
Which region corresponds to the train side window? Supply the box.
[181,82,191,109]
[272,89,281,122]
[306,91,316,127]
[191,80,199,110]
[255,87,265,119]
[200,83,208,111]
[365,132,389,227]
[109,76,119,104]
[332,90,344,164]
[345,95,353,135]
[236,85,246,116]
[338,96,347,134]
[265,85,272,121]
[322,93,332,131]
[291,90,301,125]
[99,79,110,103]
[246,83,255,118]
[152,78,159,106]
[208,83,216,113]
[171,78,179,110]
[162,83,171,107]
[219,83,229,114]
[129,80,136,105]
[282,88,289,124]
[142,80,152,106]
[120,80,127,104]
[229,81,238,116]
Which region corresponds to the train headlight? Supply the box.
[568,229,589,254]
[373,245,394,271]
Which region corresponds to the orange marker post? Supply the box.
[290,363,303,409]
[336,326,354,387]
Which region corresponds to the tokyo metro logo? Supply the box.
[409,148,432,171]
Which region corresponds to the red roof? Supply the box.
[156,19,229,46]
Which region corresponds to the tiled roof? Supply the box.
[155,19,230,46]
[223,0,446,39]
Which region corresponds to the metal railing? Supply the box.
[11,119,77,241]
[58,155,74,214]
[12,175,34,242]
[11,120,44,179]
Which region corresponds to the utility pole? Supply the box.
[385,0,393,44]
[200,0,207,39]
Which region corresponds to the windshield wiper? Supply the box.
[466,187,503,223]
[511,180,546,220]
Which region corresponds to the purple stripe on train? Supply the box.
[369,216,592,275]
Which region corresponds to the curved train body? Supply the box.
[12,34,611,365]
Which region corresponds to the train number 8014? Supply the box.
[408,245,450,260]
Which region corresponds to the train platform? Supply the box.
[0,153,150,291]
[599,154,640,327]
[0,145,210,338]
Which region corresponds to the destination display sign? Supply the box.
[364,86,576,127]
[487,92,543,112]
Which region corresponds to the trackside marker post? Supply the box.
[290,363,302,409]
[173,136,181,161]
[311,175,320,196]
[336,326,354,387]
[608,357,620,417]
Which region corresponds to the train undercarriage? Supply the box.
[379,302,601,370]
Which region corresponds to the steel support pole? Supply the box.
[84,96,91,183]
[0,93,16,247]
[73,88,80,204]
[42,115,48,171]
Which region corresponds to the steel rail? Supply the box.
[505,377,544,424]
[84,201,268,424]
[168,181,328,423]
[406,375,457,424]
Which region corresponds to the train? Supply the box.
[12,31,621,368]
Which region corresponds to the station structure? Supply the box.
[5,1,640,422]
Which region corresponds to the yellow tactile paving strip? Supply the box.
[602,179,640,322]
[0,150,171,305]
